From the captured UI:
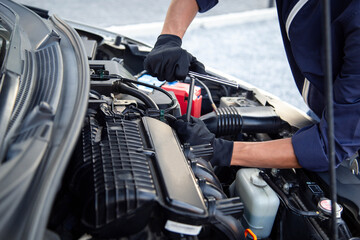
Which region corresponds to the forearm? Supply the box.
[161,0,199,38]
[231,138,301,169]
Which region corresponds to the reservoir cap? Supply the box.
[318,198,343,218]
[250,173,267,188]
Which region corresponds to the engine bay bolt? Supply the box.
[271,168,279,177]
[282,183,290,194]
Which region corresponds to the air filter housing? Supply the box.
[70,112,243,239]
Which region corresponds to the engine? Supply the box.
[48,30,360,240]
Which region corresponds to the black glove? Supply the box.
[144,34,206,82]
[172,116,233,167]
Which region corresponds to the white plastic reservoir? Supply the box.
[230,168,280,239]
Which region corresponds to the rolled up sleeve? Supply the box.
[292,10,360,172]
[292,124,329,172]
[196,0,218,13]
[292,100,360,172]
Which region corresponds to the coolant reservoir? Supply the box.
[230,168,279,239]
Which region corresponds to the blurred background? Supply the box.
[17,0,308,112]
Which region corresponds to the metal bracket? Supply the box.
[111,93,137,114]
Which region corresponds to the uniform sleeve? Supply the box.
[195,0,218,13]
[292,7,360,172]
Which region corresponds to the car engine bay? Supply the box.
[43,24,360,240]
[1,2,359,239]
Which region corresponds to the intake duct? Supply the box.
[200,106,287,136]
[69,109,244,239]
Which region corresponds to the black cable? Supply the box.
[122,107,145,117]
[194,78,217,111]
[111,74,178,113]
[112,81,159,110]
[89,90,101,99]
[259,171,320,217]
[321,0,338,239]
[292,193,330,240]
[164,113,177,122]
[197,78,229,97]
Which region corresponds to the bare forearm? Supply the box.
[161,0,199,38]
[231,138,301,169]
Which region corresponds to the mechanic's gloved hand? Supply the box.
[144,34,206,82]
[172,116,233,167]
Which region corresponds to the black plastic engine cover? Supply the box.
[70,115,158,237]
[70,114,209,237]
[142,116,207,215]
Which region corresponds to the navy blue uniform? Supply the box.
[196,0,360,172]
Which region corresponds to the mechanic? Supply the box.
[144,0,360,172]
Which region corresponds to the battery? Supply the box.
[162,82,202,118]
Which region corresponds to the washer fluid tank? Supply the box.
[230,168,280,239]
